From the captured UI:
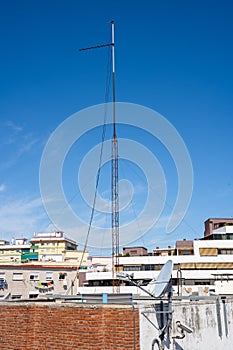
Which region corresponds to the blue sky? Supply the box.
[0,0,232,253]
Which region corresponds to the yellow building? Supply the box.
[0,238,37,263]
[0,233,88,269]
[63,249,88,268]
[30,231,78,262]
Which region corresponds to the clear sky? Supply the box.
[0,0,232,253]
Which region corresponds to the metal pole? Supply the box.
[111,21,120,293]
[79,22,120,293]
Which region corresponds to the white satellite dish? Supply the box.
[150,260,173,298]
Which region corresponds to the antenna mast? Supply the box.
[110,21,120,293]
[80,21,120,293]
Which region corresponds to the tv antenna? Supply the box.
[80,21,120,293]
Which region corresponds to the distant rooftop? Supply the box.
[33,231,65,238]
[31,231,77,245]
[176,240,193,248]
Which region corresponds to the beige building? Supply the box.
[0,238,35,263]
[30,231,78,262]
[0,232,89,300]
[63,249,88,268]
[175,240,194,256]
[0,263,78,299]
[0,232,88,268]
[153,246,175,256]
[30,231,88,268]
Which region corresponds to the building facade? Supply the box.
[0,231,88,267]
[78,221,233,296]
[123,247,148,256]
[204,218,233,238]
[2,218,233,299]
[0,264,78,299]
[0,231,88,300]
[0,238,38,263]
[30,231,78,262]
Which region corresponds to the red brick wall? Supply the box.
[0,303,140,350]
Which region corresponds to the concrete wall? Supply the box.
[139,297,233,350]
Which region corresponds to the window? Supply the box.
[29,293,39,299]
[30,273,39,281]
[123,266,141,271]
[142,264,155,271]
[194,280,211,285]
[46,272,53,281]
[12,272,23,281]
[185,279,195,285]
[11,295,22,300]
[185,279,213,286]
[218,249,233,255]
[59,273,67,280]
[0,273,5,279]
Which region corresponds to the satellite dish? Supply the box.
[150,260,173,298]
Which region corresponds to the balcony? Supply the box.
[21,252,38,262]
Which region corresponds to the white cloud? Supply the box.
[5,120,23,133]
[0,184,6,192]
[0,196,48,239]
[2,120,24,146]
[0,122,40,170]
[17,137,39,157]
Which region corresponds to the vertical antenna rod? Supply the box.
[80,22,120,293]
[110,21,120,293]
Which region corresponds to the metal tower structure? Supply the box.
[110,21,120,293]
[80,21,120,293]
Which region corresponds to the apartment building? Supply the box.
[0,238,38,263]
[0,263,78,299]
[0,231,88,300]
[78,219,233,296]
[30,231,77,262]
[0,232,88,267]
[204,218,233,238]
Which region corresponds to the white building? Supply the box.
[78,222,233,296]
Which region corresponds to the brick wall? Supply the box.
[0,302,140,350]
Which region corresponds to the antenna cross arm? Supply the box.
[79,43,113,51]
